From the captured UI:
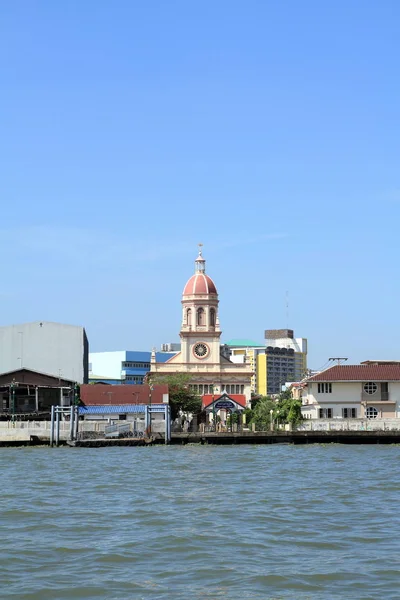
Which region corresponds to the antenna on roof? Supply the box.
[285,291,289,329]
[329,357,348,366]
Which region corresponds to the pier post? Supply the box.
[165,405,171,444]
[69,405,75,440]
[73,406,79,440]
[55,408,60,447]
[50,405,55,447]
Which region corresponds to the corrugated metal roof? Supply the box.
[79,404,167,414]
[125,351,175,363]
[225,339,263,347]
[307,364,400,382]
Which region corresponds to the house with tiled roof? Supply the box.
[301,361,400,420]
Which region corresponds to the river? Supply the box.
[1,444,400,599]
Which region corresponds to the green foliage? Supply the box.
[74,384,82,406]
[149,372,202,420]
[250,396,276,430]
[226,412,239,427]
[243,407,254,424]
[250,394,274,410]
[273,390,303,425]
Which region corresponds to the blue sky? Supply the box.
[1,0,399,369]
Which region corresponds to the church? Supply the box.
[150,247,253,409]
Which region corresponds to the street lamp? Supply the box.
[270,408,274,432]
[210,384,216,432]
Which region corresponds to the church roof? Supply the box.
[183,273,217,295]
[202,394,247,408]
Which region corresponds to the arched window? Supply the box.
[210,308,216,326]
[186,308,192,326]
[197,307,205,326]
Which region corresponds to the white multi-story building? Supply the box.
[0,321,89,383]
[301,361,400,419]
[265,329,307,386]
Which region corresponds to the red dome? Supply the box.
[183,274,217,296]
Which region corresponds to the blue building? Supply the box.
[89,350,175,385]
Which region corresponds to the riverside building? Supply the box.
[301,361,400,419]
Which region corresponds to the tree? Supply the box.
[274,389,303,426]
[250,396,276,430]
[148,373,202,420]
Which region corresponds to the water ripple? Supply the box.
[1,445,400,599]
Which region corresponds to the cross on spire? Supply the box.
[195,243,206,273]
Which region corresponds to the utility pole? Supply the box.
[329,358,348,366]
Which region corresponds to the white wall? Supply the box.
[265,336,307,354]
[0,321,87,383]
[297,418,400,431]
[89,351,126,380]
[307,382,361,406]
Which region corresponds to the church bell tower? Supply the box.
[180,245,221,364]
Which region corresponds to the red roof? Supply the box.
[202,394,246,408]
[80,384,169,405]
[183,274,217,296]
[307,364,400,382]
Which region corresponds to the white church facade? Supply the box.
[150,248,253,405]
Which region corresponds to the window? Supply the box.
[123,362,150,369]
[366,406,378,419]
[342,408,357,418]
[197,307,205,326]
[210,308,216,326]
[364,382,377,395]
[318,383,332,393]
[125,375,143,383]
[240,385,244,394]
[319,408,333,418]
[187,308,192,326]
[381,382,389,400]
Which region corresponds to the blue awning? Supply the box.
[79,404,167,415]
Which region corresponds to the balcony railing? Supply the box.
[361,392,391,403]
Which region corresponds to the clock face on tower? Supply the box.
[193,342,209,359]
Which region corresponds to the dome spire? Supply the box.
[195,243,206,274]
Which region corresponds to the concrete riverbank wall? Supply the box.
[0,420,167,442]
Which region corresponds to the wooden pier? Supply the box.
[168,430,400,445]
[2,430,400,447]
